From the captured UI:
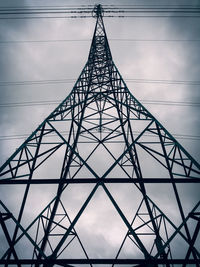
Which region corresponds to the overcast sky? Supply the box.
[0,0,200,263]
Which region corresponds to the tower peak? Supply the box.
[92,4,104,18]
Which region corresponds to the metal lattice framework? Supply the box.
[0,4,200,266]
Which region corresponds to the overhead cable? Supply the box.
[0,38,200,44]
[0,78,199,87]
[0,6,200,19]
[0,131,199,141]
[0,99,199,108]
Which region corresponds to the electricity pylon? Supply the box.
[0,4,200,266]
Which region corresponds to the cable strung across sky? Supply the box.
[0,131,200,141]
[0,78,199,86]
[0,5,200,19]
[0,99,199,108]
[1,38,200,43]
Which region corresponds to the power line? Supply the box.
[0,78,199,87]
[1,5,199,7]
[0,99,199,108]
[0,11,93,15]
[1,6,199,11]
[1,6,199,10]
[0,79,75,86]
[0,39,91,44]
[0,5,199,19]
[141,100,200,107]
[0,15,200,20]
[0,16,92,19]
[0,5,95,9]
[0,6,200,19]
[0,131,199,141]
[104,15,200,18]
[0,38,200,44]
[103,5,200,7]
[125,78,200,85]
[1,9,200,14]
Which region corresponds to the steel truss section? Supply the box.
[0,4,200,267]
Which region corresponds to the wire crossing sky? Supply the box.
[0,5,200,19]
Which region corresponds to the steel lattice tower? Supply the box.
[0,4,200,266]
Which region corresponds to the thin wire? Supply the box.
[0,16,92,19]
[0,39,200,44]
[1,6,199,9]
[103,10,200,12]
[0,8,93,11]
[110,39,200,42]
[0,7,200,20]
[0,15,200,19]
[0,78,199,86]
[104,7,200,9]
[125,78,200,85]
[0,11,92,15]
[1,8,200,13]
[0,131,199,141]
[142,100,200,107]
[104,15,200,18]
[103,5,200,7]
[0,79,75,86]
[1,6,199,10]
[0,99,199,108]
[1,4,199,8]
[0,5,94,9]
[0,39,90,43]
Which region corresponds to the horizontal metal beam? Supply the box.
[0,258,199,265]
[0,178,199,184]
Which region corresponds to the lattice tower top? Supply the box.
[92,4,104,18]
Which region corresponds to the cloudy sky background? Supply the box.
[0,0,200,263]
